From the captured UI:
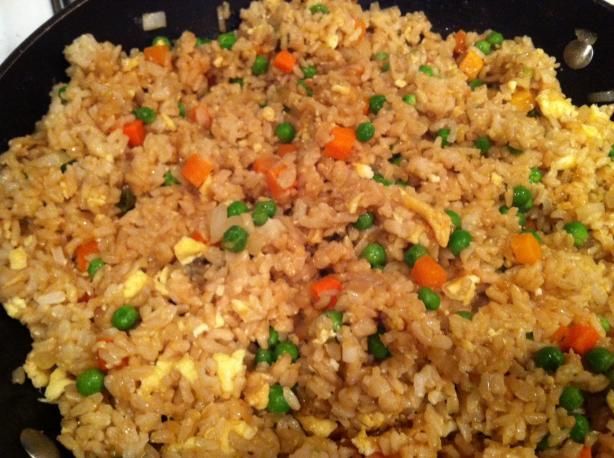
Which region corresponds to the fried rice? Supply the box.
[1,0,614,457]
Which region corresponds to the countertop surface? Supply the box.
[1,0,53,64]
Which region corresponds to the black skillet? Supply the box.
[0,0,612,456]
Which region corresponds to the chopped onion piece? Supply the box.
[142,11,167,31]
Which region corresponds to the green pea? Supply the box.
[404,244,428,268]
[369,95,387,115]
[469,79,484,90]
[218,32,237,50]
[178,101,186,118]
[354,212,375,230]
[367,332,391,361]
[227,201,249,217]
[58,85,68,103]
[599,316,611,335]
[474,39,492,55]
[486,31,504,47]
[373,52,390,72]
[512,185,533,212]
[456,311,474,320]
[133,107,156,124]
[162,171,180,186]
[222,225,249,252]
[309,3,329,14]
[252,55,269,76]
[60,159,77,173]
[268,327,279,347]
[267,383,290,413]
[529,167,543,184]
[275,122,296,143]
[111,305,140,331]
[402,94,417,105]
[255,348,274,365]
[499,205,510,215]
[195,37,211,47]
[536,434,549,451]
[229,77,244,87]
[436,127,451,147]
[474,136,492,155]
[585,347,614,373]
[533,346,565,373]
[445,209,462,229]
[372,173,393,186]
[297,79,313,97]
[418,64,434,76]
[507,144,524,156]
[388,153,402,165]
[361,243,387,268]
[418,287,440,311]
[448,229,472,256]
[255,200,277,218]
[152,36,171,47]
[325,310,343,332]
[252,208,269,227]
[273,340,299,362]
[559,386,584,412]
[76,368,105,396]
[564,221,589,247]
[569,415,590,443]
[301,65,317,79]
[87,258,105,279]
[356,122,375,142]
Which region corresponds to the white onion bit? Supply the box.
[142,11,167,32]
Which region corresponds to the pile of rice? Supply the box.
[1,0,614,456]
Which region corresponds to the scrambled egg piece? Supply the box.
[246,381,269,410]
[3,296,26,319]
[175,355,198,384]
[161,113,176,131]
[213,350,246,396]
[215,312,225,328]
[536,89,576,121]
[121,56,140,71]
[173,236,208,266]
[231,299,250,320]
[354,163,374,179]
[297,416,337,438]
[351,429,377,456]
[44,368,72,401]
[358,412,389,430]
[139,360,174,394]
[8,247,27,270]
[442,275,480,305]
[192,322,210,337]
[23,360,49,388]
[399,190,451,247]
[123,269,149,299]
[183,420,257,454]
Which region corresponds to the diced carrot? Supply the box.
[324,127,356,160]
[411,256,448,289]
[311,276,343,308]
[265,164,291,200]
[510,233,541,265]
[75,240,99,272]
[252,155,276,174]
[181,154,213,188]
[552,325,570,349]
[191,230,206,243]
[565,324,600,355]
[123,120,146,147]
[510,88,535,112]
[458,48,484,80]
[454,30,467,56]
[144,45,171,66]
[355,19,367,41]
[273,50,297,74]
[277,144,298,157]
[578,447,592,458]
[189,103,212,129]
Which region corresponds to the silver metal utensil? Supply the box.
[20,428,60,458]
[563,28,597,69]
